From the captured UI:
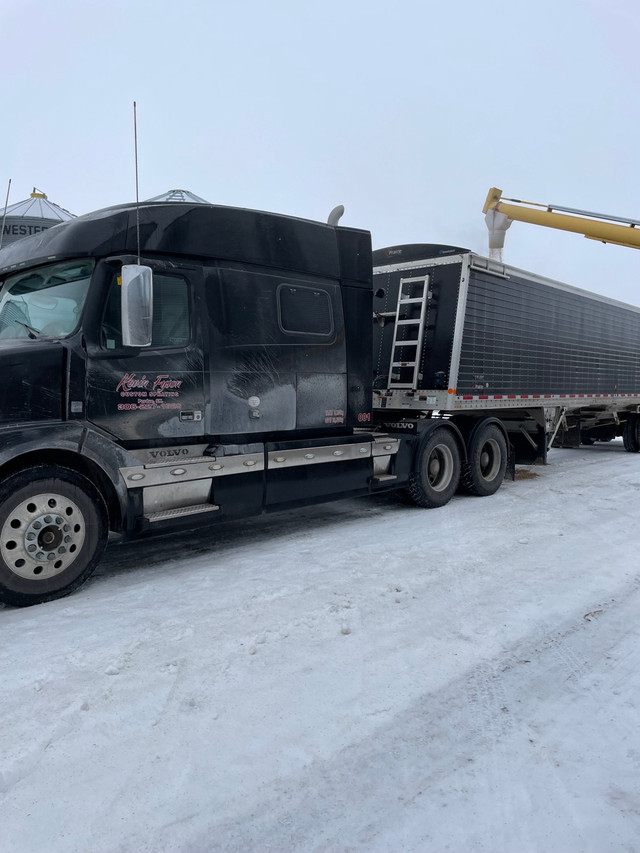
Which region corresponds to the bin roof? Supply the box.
[3,190,74,221]
[144,188,210,204]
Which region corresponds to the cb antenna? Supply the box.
[0,178,11,252]
[133,101,141,264]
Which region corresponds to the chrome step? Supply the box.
[145,504,220,523]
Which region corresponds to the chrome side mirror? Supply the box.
[121,264,153,347]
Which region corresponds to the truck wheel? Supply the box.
[0,467,108,607]
[406,429,461,508]
[463,423,508,497]
[623,416,640,453]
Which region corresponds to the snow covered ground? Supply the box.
[2,442,640,853]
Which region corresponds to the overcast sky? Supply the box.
[1,0,638,302]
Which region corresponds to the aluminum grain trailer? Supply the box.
[372,243,640,491]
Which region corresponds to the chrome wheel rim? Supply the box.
[1,492,85,581]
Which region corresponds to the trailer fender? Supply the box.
[412,419,467,460]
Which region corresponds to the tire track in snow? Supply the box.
[174,585,640,853]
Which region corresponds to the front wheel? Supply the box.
[405,429,461,508]
[0,466,108,607]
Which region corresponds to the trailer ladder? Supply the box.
[388,274,430,389]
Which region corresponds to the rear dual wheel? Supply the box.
[406,429,461,508]
[0,467,107,607]
[462,423,508,497]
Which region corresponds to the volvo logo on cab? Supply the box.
[148,448,190,459]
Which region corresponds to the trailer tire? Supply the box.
[0,466,108,607]
[406,429,461,508]
[462,424,508,497]
[623,416,640,453]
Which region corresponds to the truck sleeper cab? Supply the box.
[0,201,420,607]
[6,204,631,607]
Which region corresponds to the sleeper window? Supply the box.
[277,284,333,336]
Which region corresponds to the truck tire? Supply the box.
[0,466,108,607]
[406,429,461,508]
[462,423,508,497]
[623,415,640,453]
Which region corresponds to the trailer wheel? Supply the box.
[462,424,508,497]
[406,429,461,508]
[623,416,640,453]
[0,467,108,607]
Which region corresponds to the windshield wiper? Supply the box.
[15,320,41,339]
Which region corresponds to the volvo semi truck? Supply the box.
[0,199,639,606]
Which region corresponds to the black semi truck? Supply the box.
[0,201,639,606]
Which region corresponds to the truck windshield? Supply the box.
[0,259,94,340]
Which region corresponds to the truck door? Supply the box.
[85,261,206,443]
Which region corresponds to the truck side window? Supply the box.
[102,272,190,349]
[0,260,93,340]
[277,284,334,336]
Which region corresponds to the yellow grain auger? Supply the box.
[483,187,640,256]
